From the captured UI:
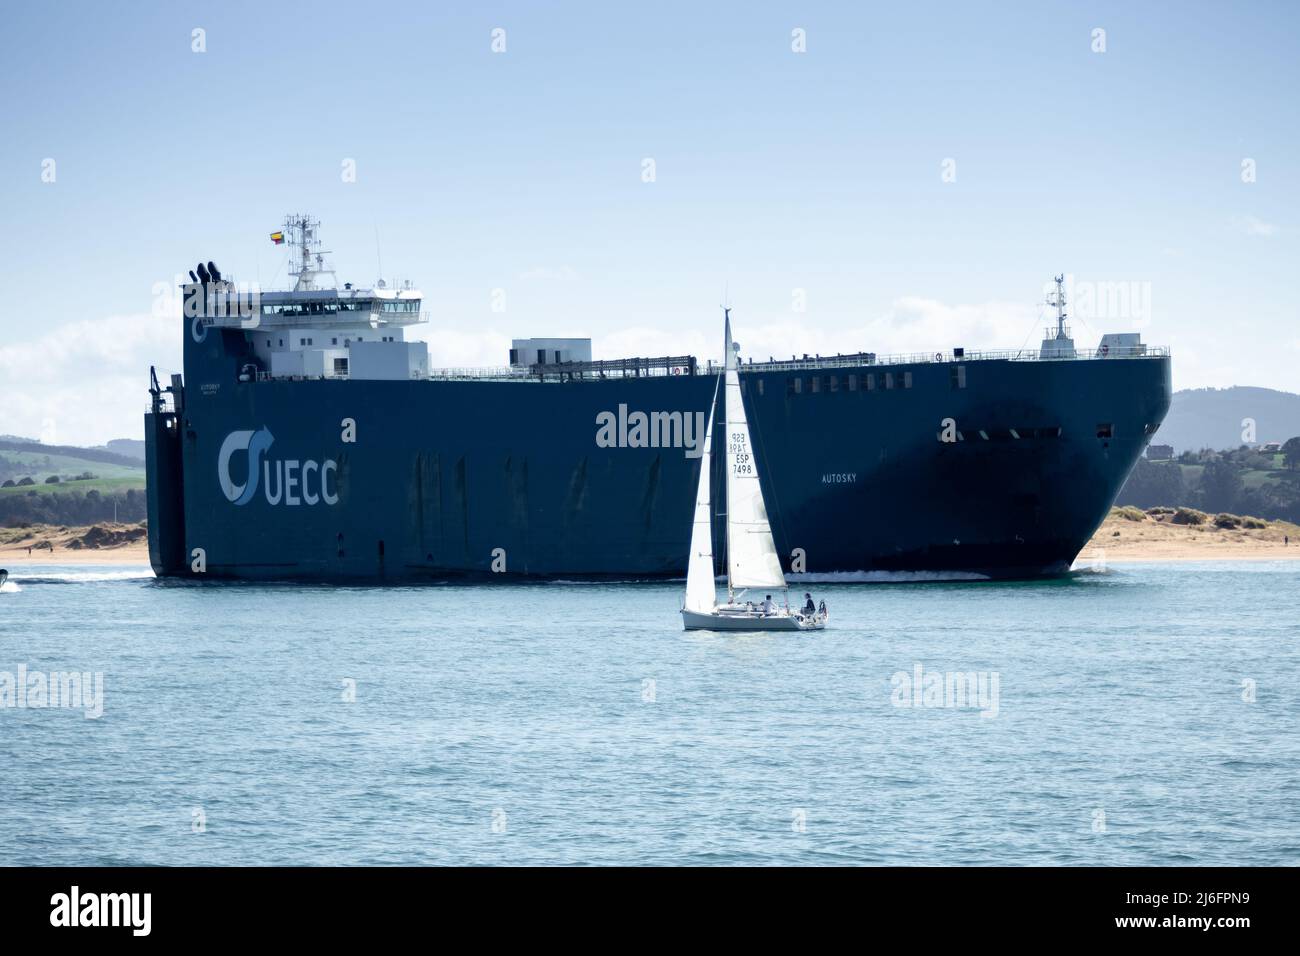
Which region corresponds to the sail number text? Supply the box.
[729,432,754,475]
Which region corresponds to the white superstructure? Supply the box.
[192,214,428,381]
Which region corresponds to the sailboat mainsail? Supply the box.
[683,375,721,614]
[723,312,787,591]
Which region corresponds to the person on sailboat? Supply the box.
[803,593,816,617]
[761,595,775,615]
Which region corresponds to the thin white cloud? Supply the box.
[1241,215,1280,237]
[0,312,179,446]
[407,324,512,368]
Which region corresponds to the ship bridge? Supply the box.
[188,215,430,382]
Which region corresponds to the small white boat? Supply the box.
[681,311,827,632]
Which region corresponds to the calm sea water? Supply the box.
[1,561,1297,866]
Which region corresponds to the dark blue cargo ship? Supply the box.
[145,218,1171,582]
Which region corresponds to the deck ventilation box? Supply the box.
[510,337,592,367]
[349,341,429,380]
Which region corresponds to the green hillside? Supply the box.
[0,475,145,498]
[0,441,147,526]
[0,449,143,483]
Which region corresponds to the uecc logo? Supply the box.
[218,427,339,506]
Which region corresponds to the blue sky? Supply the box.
[1,0,1296,444]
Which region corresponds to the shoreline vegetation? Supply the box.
[2,509,1299,569]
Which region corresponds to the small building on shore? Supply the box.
[1146,444,1175,461]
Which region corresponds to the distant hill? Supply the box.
[0,438,146,525]
[1157,387,1300,452]
[101,438,146,461]
[0,439,143,471]
[0,439,145,491]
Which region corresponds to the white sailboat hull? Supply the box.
[681,606,826,631]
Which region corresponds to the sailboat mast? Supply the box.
[723,307,734,603]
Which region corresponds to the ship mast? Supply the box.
[1047,273,1068,340]
[284,213,335,291]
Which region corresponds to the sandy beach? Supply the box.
[1080,509,1300,562]
[0,523,150,566]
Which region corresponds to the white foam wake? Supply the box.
[10,568,155,584]
[786,570,990,583]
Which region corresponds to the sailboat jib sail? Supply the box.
[683,375,721,614]
[723,312,787,591]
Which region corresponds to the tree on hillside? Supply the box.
[1284,436,1300,470]
[1195,458,1243,513]
[1115,458,1186,509]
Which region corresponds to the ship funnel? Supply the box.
[208,261,222,282]
[196,262,210,283]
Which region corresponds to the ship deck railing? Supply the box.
[421,345,1168,381]
[428,355,700,382]
[230,345,1169,385]
[743,344,1168,372]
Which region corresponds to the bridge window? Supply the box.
[950,365,967,389]
[903,371,913,389]
[884,372,895,390]
[756,378,764,396]
[865,373,875,391]
[848,373,858,391]
[829,375,839,392]
[810,376,821,393]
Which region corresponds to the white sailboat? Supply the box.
[681,310,828,631]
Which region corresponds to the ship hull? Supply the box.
[146,329,1171,582]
